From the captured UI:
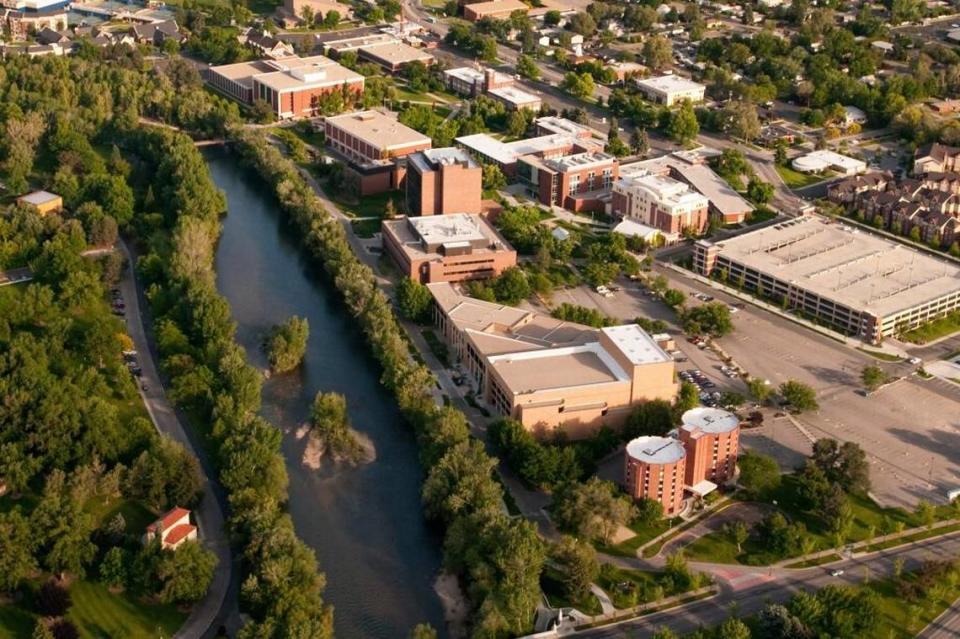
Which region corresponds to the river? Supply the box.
[207,147,447,638]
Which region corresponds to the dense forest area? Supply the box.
[0,53,329,638]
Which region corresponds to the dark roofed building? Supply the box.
[914,142,960,175]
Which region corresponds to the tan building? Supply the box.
[358,41,434,73]
[678,407,740,489]
[429,284,679,438]
[324,110,432,195]
[405,148,482,216]
[382,214,516,283]
[612,169,710,239]
[624,436,687,515]
[278,0,353,26]
[142,507,197,551]
[463,0,528,21]
[16,190,62,215]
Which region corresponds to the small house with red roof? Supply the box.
[143,507,197,550]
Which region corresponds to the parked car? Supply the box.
[830,569,844,577]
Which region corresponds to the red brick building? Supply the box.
[382,214,516,283]
[517,151,619,213]
[624,436,687,515]
[405,148,482,216]
[678,407,741,487]
[204,55,364,119]
[324,110,432,195]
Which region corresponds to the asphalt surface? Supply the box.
[580,531,960,637]
[919,594,960,638]
[119,240,238,639]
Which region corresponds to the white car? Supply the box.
[908,357,922,365]
[727,305,739,314]
[596,285,610,295]
[830,569,845,577]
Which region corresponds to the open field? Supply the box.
[776,164,829,188]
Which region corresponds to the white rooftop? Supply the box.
[612,219,667,241]
[444,66,485,83]
[488,86,541,106]
[17,190,60,205]
[408,213,486,245]
[636,74,705,95]
[681,407,740,435]
[626,436,686,465]
[456,132,582,165]
[792,150,866,173]
[602,324,673,365]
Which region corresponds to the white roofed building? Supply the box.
[636,74,706,106]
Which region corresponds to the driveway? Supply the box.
[119,240,237,638]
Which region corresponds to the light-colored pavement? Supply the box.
[919,595,960,639]
[119,240,236,639]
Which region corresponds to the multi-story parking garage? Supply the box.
[693,216,960,343]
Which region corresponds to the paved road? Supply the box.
[919,595,960,639]
[580,531,960,637]
[119,240,237,639]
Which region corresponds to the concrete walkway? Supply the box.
[590,584,616,615]
[119,240,237,638]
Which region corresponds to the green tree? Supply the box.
[31,621,55,639]
[680,302,732,336]
[810,439,870,495]
[642,35,673,70]
[552,478,637,544]
[266,315,310,373]
[724,520,750,553]
[309,391,366,463]
[569,11,597,36]
[99,547,128,589]
[157,540,217,604]
[747,378,772,404]
[553,536,599,602]
[493,267,531,304]
[0,510,37,593]
[666,100,700,145]
[860,365,888,391]
[482,163,507,191]
[516,54,540,80]
[738,451,781,498]
[630,128,649,156]
[396,277,432,322]
[779,380,819,413]
[722,100,761,141]
[624,399,674,438]
[562,72,596,99]
[409,624,438,639]
[717,617,751,639]
[747,178,775,204]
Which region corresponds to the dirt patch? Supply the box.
[297,423,376,469]
[609,524,635,545]
[435,572,469,639]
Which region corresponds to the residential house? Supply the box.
[143,507,198,551]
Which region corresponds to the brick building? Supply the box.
[382,214,516,283]
[612,170,710,239]
[624,436,687,515]
[405,148,482,216]
[204,55,364,119]
[456,132,602,177]
[678,407,740,488]
[517,151,619,213]
[324,109,432,195]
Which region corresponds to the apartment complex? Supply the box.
[612,169,710,239]
[517,151,619,213]
[405,148,482,216]
[693,216,960,343]
[204,55,364,119]
[429,283,678,438]
[324,109,432,194]
[827,171,960,248]
[635,74,706,106]
[624,436,687,515]
[382,214,516,283]
[914,142,960,174]
[678,407,740,488]
[626,152,753,225]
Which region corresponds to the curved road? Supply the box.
[580,531,960,637]
[119,240,236,639]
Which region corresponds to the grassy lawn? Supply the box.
[744,207,778,225]
[900,311,960,344]
[776,164,828,189]
[333,191,398,219]
[0,581,186,639]
[68,581,186,639]
[350,218,382,238]
[860,522,960,553]
[870,573,960,638]
[783,553,843,568]
[540,567,602,615]
[600,518,673,558]
[856,347,903,362]
[596,564,701,610]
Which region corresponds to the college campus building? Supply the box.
[405,148,482,216]
[693,215,960,343]
[625,152,753,225]
[324,109,432,194]
[612,169,710,239]
[355,40,435,72]
[624,408,740,515]
[624,436,687,515]
[517,151,619,213]
[443,66,541,110]
[463,0,528,21]
[428,283,678,438]
[204,55,364,119]
[679,407,740,488]
[382,214,516,283]
[456,131,603,177]
[792,150,867,176]
[635,74,706,106]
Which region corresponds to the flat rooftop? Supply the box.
[444,66,485,83]
[681,407,739,435]
[636,74,705,95]
[543,151,615,172]
[487,343,629,393]
[17,190,60,205]
[602,325,673,365]
[626,436,685,464]
[324,32,396,53]
[620,172,708,209]
[456,132,593,166]
[488,86,540,105]
[535,116,598,138]
[409,147,478,171]
[360,41,434,65]
[326,110,431,151]
[465,0,528,13]
[706,216,960,317]
[208,55,362,91]
[793,150,866,173]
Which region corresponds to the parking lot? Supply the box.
[549,266,960,508]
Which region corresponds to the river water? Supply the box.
[207,147,447,638]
